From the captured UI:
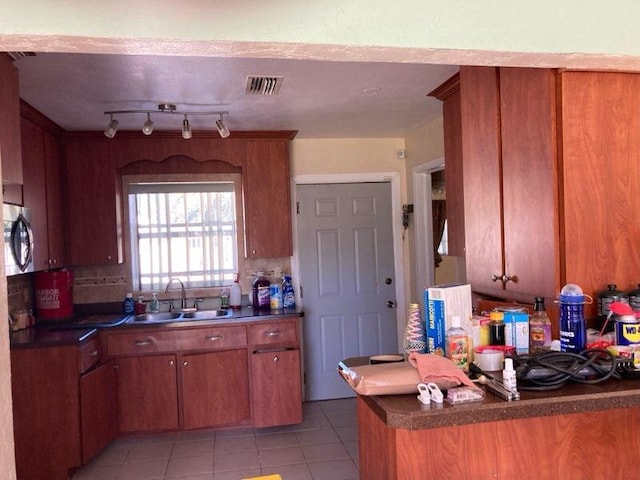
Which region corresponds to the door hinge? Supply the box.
[300,285,303,299]
[296,201,300,214]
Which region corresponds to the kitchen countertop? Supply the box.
[342,356,640,430]
[10,306,303,349]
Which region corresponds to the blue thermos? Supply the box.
[559,283,588,353]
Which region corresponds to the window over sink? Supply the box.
[125,174,242,291]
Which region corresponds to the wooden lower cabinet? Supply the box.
[116,354,180,433]
[182,349,250,429]
[11,338,116,480]
[251,349,302,427]
[80,360,119,463]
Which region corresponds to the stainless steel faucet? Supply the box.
[164,278,187,311]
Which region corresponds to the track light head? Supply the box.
[104,115,118,138]
[142,113,154,135]
[216,114,230,138]
[181,115,192,140]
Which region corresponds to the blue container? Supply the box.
[559,284,587,353]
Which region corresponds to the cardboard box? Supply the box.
[424,283,473,356]
[504,311,529,354]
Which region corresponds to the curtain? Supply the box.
[432,200,446,268]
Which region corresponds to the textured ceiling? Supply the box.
[15,52,459,138]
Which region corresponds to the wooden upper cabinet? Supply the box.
[428,73,465,258]
[460,67,504,295]
[560,71,640,319]
[21,117,49,270]
[43,129,67,266]
[21,111,67,270]
[460,67,559,301]
[65,137,123,266]
[243,140,293,258]
[0,53,23,185]
[499,67,559,300]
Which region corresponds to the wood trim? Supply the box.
[20,100,65,137]
[427,72,460,100]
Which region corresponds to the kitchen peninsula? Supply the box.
[346,358,640,480]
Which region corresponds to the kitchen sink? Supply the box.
[131,309,232,323]
[182,309,233,320]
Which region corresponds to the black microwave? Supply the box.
[3,204,34,276]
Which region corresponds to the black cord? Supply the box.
[511,349,619,391]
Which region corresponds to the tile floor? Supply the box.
[72,397,358,480]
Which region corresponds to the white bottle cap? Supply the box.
[451,315,461,328]
[504,357,514,371]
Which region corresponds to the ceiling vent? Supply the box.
[245,76,284,96]
[7,52,36,61]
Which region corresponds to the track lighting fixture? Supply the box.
[181,115,192,140]
[104,114,118,138]
[142,113,154,135]
[103,104,230,139]
[215,113,230,139]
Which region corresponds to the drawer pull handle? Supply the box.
[265,331,281,337]
[206,335,223,341]
[273,355,279,362]
[133,340,151,346]
[183,361,189,367]
[88,350,99,357]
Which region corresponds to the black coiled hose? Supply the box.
[510,349,619,391]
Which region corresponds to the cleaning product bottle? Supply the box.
[149,292,160,313]
[559,283,588,353]
[230,273,242,309]
[445,315,469,369]
[134,295,146,315]
[502,357,518,393]
[252,272,271,310]
[123,292,135,314]
[283,274,295,309]
[220,288,230,308]
[529,297,552,352]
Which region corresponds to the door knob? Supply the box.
[386,301,396,308]
[491,274,501,282]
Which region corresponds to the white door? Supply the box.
[298,182,397,401]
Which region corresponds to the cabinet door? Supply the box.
[500,68,559,299]
[560,71,640,318]
[65,137,123,265]
[80,361,118,463]
[251,349,302,427]
[116,355,179,432]
[460,67,504,294]
[43,129,67,267]
[243,140,292,258]
[0,53,23,184]
[181,349,250,429]
[21,117,50,270]
[11,346,81,480]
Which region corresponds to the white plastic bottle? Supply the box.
[230,273,242,309]
[503,357,518,393]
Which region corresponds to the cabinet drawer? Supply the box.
[106,326,247,356]
[249,322,298,347]
[78,338,101,374]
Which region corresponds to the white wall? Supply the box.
[1,1,640,71]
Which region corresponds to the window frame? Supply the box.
[122,173,244,293]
